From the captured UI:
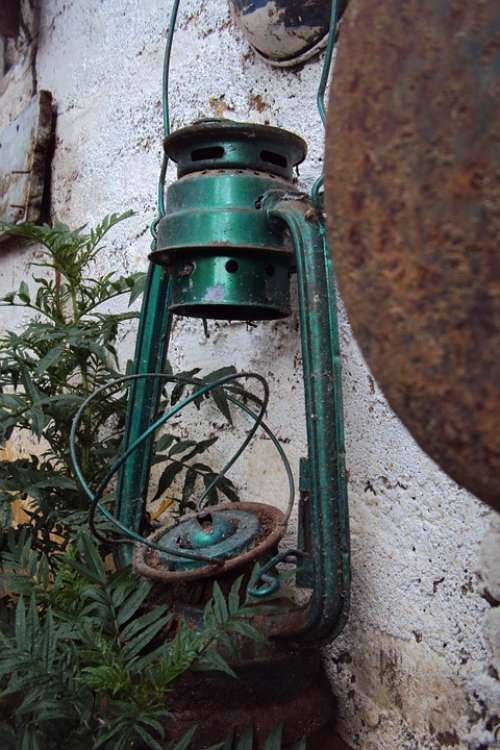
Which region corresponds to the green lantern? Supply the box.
[69,1,350,742]
[151,120,306,321]
[71,1,350,649]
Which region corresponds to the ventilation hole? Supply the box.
[191,146,225,161]
[179,262,195,277]
[265,265,275,277]
[260,150,287,168]
[225,260,239,273]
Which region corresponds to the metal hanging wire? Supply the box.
[152,0,341,239]
[311,0,340,213]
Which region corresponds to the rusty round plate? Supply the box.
[325,0,500,511]
[133,502,285,583]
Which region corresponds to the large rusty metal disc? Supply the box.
[325,0,500,511]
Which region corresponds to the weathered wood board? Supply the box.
[0,89,54,238]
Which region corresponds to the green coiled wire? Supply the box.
[70,371,295,563]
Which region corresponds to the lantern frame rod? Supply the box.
[257,189,350,642]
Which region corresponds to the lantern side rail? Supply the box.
[252,189,350,643]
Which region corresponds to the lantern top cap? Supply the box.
[164,118,307,179]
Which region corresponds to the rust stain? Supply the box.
[208,95,235,117]
[248,92,269,113]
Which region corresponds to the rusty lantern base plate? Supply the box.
[134,502,285,584]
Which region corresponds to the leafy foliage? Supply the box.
[0,532,271,749]
[0,217,297,749]
[0,215,238,554]
[217,724,305,750]
[0,214,143,553]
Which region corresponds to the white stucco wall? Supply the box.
[1,1,499,748]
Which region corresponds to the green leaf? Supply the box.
[116,578,151,626]
[227,576,243,615]
[227,620,267,647]
[171,369,201,405]
[204,366,237,381]
[235,724,254,750]
[43,608,57,670]
[137,718,165,739]
[218,477,239,503]
[169,440,198,457]
[212,581,229,625]
[79,533,107,584]
[15,596,27,650]
[182,468,197,506]
[120,603,169,642]
[93,719,128,749]
[169,726,197,750]
[181,436,218,462]
[155,434,176,453]
[64,558,105,584]
[34,345,64,376]
[128,273,147,306]
[195,650,236,679]
[134,725,164,750]
[263,723,284,750]
[202,473,219,506]
[152,462,184,503]
[18,281,30,304]
[122,616,168,660]
[211,386,233,425]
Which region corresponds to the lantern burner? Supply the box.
[134,502,285,584]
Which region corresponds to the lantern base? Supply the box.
[134,502,285,584]
[163,647,337,748]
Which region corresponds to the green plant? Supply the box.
[0,531,273,750]
[0,218,297,750]
[0,215,238,555]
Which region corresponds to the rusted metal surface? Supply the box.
[0,0,20,38]
[163,648,334,748]
[325,0,500,511]
[0,90,54,238]
[134,502,285,583]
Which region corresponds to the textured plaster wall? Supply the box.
[0,1,499,748]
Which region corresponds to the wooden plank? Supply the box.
[0,90,54,238]
[0,0,20,38]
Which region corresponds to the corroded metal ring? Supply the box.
[325,0,500,511]
[133,502,285,583]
